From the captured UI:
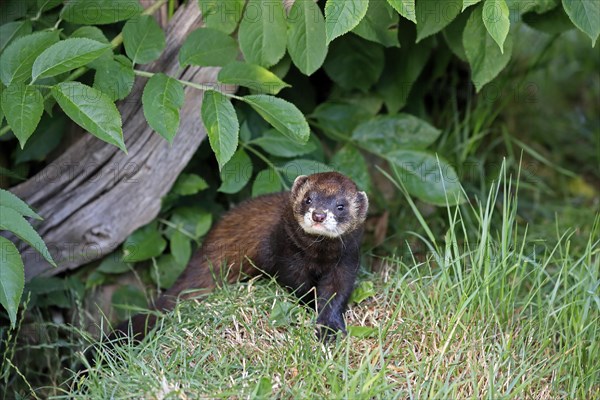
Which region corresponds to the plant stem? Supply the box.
[133,70,219,93]
[157,218,197,241]
[241,142,289,189]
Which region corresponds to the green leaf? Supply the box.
[324,0,369,43]
[14,114,66,164]
[239,0,287,67]
[0,236,24,328]
[333,91,383,115]
[122,15,166,65]
[331,145,371,191]
[0,188,41,220]
[142,73,185,144]
[70,26,110,43]
[353,114,441,155]
[178,27,238,67]
[523,6,575,35]
[244,108,273,138]
[37,0,68,12]
[239,121,253,143]
[443,8,471,61]
[219,149,253,194]
[150,254,187,289]
[280,159,333,182]
[287,0,328,75]
[0,20,32,53]
[52,82,126,152]
[218,61,290,95]
[25,276,66,295]
[376,43,432,113]
[199,0,245,34]
[122,223,167,262]
[463,0,483,11]
[1,84,44,148]
[347,326,377,338]
[202,90,239,169]
[0,1,27,25]
[0,85,3,125]
[353,0,400,47]
[0,167,25,181]
[463,5,513,92]
[0,206,56,267]
[386,150,465,206]
[170,207,213,239]
[415,0,461,42]
[482,0,510,52]
[349,280,375,303]
[170,230,191,267]
[97,252,132,274]
[269,55,292,79]
[0,31,60,86]
[111,285,146,320]
[323,34,384,92]
[527,0,561,14]
[61,0,143,25]
[31,38,111,82]
[93,55,135,101]
[27,287,71,309]
[172,173,209,196]
[387,0,416,23]
[562,0,599,46]
[269,300,298,327]
[252,129,317,158]
[252,377,272,398]
[252,168,282,197]
[310,102,371,140]
[85,270,106,289]
[241,94,310,144]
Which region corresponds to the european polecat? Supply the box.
[115,172,368,340]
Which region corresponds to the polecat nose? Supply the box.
[312,211,326,223]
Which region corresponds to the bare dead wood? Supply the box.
[10,1,227,280]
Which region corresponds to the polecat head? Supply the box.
[290,172,368,238]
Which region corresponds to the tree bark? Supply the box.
[10,1,225,280]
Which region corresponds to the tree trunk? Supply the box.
[10,1,225,280]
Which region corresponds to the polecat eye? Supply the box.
[305,197,312,205]
[337,204,344,211]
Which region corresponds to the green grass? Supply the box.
[61,171,599,399]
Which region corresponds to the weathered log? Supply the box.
[10,1,225,280]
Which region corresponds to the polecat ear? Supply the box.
[291,175,309,197]
[356,191,369,221]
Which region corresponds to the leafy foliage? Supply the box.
[122,15,166,65]
[179,27,239,67]
[1,84,44,148]
[0,0,596,186]
[0,189,55,328]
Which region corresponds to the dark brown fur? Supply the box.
[114,172,368,341]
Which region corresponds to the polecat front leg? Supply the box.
[315,263,359,339]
